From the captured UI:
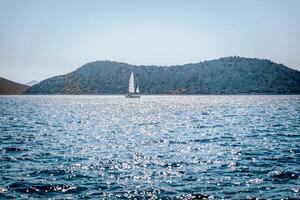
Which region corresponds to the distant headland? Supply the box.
[1,56,300,95]
[0,77,29,95]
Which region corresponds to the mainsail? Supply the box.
[136,86,140,93]
[128,71,135,93]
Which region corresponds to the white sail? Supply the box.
[136,86,140,93]
[128,71,135,93]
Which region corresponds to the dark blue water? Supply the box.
[0,95,299,199]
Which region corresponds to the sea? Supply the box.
[0,95,299,199]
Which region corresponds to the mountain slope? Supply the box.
[26,56,300,94]
[0,77,30,95]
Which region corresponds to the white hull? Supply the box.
[125,93,140,98]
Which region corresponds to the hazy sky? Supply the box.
[0,0,300,83]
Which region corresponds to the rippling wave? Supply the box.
[0,95,299,199]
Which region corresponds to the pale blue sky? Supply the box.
[0,0,300,83]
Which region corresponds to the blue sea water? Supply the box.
[0,95,299,199]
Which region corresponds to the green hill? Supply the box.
[26,56,300,94]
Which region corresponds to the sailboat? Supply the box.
[125,71,140,98]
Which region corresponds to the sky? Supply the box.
[0,0,300,83]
